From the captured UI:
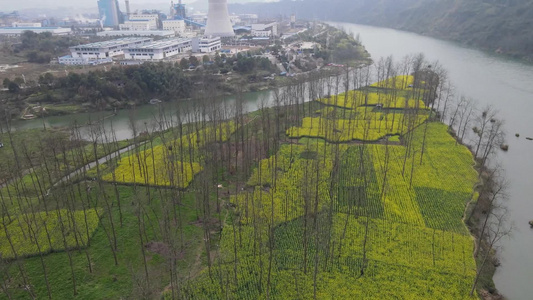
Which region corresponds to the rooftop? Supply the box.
[0,27,66,30]
[97,30,175,37]
[132,38,192,50]
[72,37,151,49]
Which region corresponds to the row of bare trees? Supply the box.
[0,52,510,298]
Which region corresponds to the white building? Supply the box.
[119,21,151,31]
[0,27,71,36]
[192,36,221,53]
[12,22,42,28]
[124,38,192,60]
[251,22,278,37]
[162,20,186,35]
[129,14,159,28]
[129,14,159,23]
[97,30,175,37]
[58,55,113,65]
[69,37,152,60]
[120,14,159,31]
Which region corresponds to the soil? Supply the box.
[144,241,184,260]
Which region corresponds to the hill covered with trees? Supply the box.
[231,0,533,61]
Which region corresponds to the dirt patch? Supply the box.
[144,241,184,259]
[189,217,222,232]
[218,136,270,172]
[480,289,504,300]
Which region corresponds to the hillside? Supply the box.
[230,0,533,61]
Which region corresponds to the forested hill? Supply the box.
[231,0,533,61]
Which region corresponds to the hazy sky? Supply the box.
[0,0,272,13]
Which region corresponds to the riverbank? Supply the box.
[453,130,507,299]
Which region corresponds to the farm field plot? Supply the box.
[101,122,237,187]
[370,74,415,90]
[318,90,426,109]
[290,77,431,142]
[287,112,428,142]
[101,144,202,188]
[0,208,101,259]
[180,120,479,299]
[177,72,480,298]
[1,69,484,300]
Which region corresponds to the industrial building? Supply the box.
[58,56,113,66]
[120,14,159,31]
[124,38,192,60]
[162,19,186,35]
[0,27,71,36]
[97,30,175,37]
[192,36,222,53]
[169,1,206,28]
[11,22,42,28]
[69,37,152,60]
[98,0,123,27]
[204,0,235,37]
[119,20,153,31]
[251,22,278,37]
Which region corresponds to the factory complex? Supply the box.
[2,0,304,66]
[58,36,222,65]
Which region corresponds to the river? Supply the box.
[10,89,277,140]
[10,22,533,299]
[326,22,533,299]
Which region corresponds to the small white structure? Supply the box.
[12,22,42,28]
[204,0,235,37]
[96,30,175,37]
[124,38,192,60]
[0,27,71,36]
[69,37,152,60]
[299,42,320,52]
[58,55,113,65]
[192,36,222,53]
[162,19,186,35]
[251,22,278,37]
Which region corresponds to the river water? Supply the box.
[326,22,533,300]
[10,22,533,299]
[10,89,277,140]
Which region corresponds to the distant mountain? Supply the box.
[230,0,533,61]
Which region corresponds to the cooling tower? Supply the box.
[204,0,235,37]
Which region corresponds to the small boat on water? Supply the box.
[149,99,162,105]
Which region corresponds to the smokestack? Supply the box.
[125,0,131,18]
[204,0,234,37]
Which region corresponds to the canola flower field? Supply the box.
[176,75,480,299]
[0,209,101,259]
[1,73,482,299]
[288,76,430,142]
[102,121,237,187]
